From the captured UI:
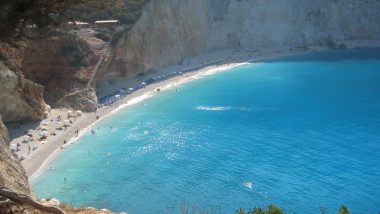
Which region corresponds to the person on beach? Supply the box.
[28,145,31,152]
[63,140,67,144]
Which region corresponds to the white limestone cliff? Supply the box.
[104,0,380,79]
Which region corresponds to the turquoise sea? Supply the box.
[32,48,380,214]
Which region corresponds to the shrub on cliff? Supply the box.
[0,1,119,45]
[60,36,86,67]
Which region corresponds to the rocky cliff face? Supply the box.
[0,115,30,195]
[22,35,99,108]
[104,0,380,79]
[0,61,47,123]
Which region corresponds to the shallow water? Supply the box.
[32,48,380,214]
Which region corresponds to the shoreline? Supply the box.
[7,40,380,180]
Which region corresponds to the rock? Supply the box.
[56,87,98,112]
[0,115,31,195]
[103,0,380,80]
[21,35,99,106]
[45,198,60,206]
[0,61,46,122]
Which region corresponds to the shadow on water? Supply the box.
[263,46,380,63]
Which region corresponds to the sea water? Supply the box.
[32,48,380,214]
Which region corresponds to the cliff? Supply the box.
[0,61,47,123]
[104,0,380,79]
[21,35,99,110]
[0,115,30,195]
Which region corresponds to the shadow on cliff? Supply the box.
[264,47,380,63]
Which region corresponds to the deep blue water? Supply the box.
[32,48,380,214]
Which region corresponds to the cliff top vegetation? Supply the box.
[0,0,148,45]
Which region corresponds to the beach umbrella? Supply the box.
[64,119,70,124]
[10,144,17,151]
[27,129,34,133]
[39,132,46,137]
[141,82,146,85]
[41,121,50,125]
[76,110,82,116]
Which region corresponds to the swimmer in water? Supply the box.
[241,181,254,189]
[64,177,67,183]
[91,130,95,134]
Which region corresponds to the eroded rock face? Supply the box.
[0,115,30,195]
[21,36,99,106]
[0,62,47,123]
[56,87,98,112]
[104,0,380,79]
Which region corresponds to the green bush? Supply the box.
[237,205,285,214]
[267,205,284,214]
[338,205,350,214]
[60,36,85,67]
[236,205,351,214]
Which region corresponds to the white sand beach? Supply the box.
[7,40,380,179]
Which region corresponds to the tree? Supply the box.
[0,0,118,44]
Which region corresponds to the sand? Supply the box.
[7,40,380,179]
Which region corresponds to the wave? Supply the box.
[195,106,252,111]
[195,106,232,111]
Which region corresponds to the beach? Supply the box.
[8,39,380,179]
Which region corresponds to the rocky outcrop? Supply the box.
[0,61,47,123]
[104,0,380,79]
[0,115,30,195]
[21,35,99,107]
[56,87,98,112]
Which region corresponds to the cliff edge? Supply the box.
[104,0,380,80]
[0,115,30,195]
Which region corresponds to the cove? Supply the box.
[32,48,380,214]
